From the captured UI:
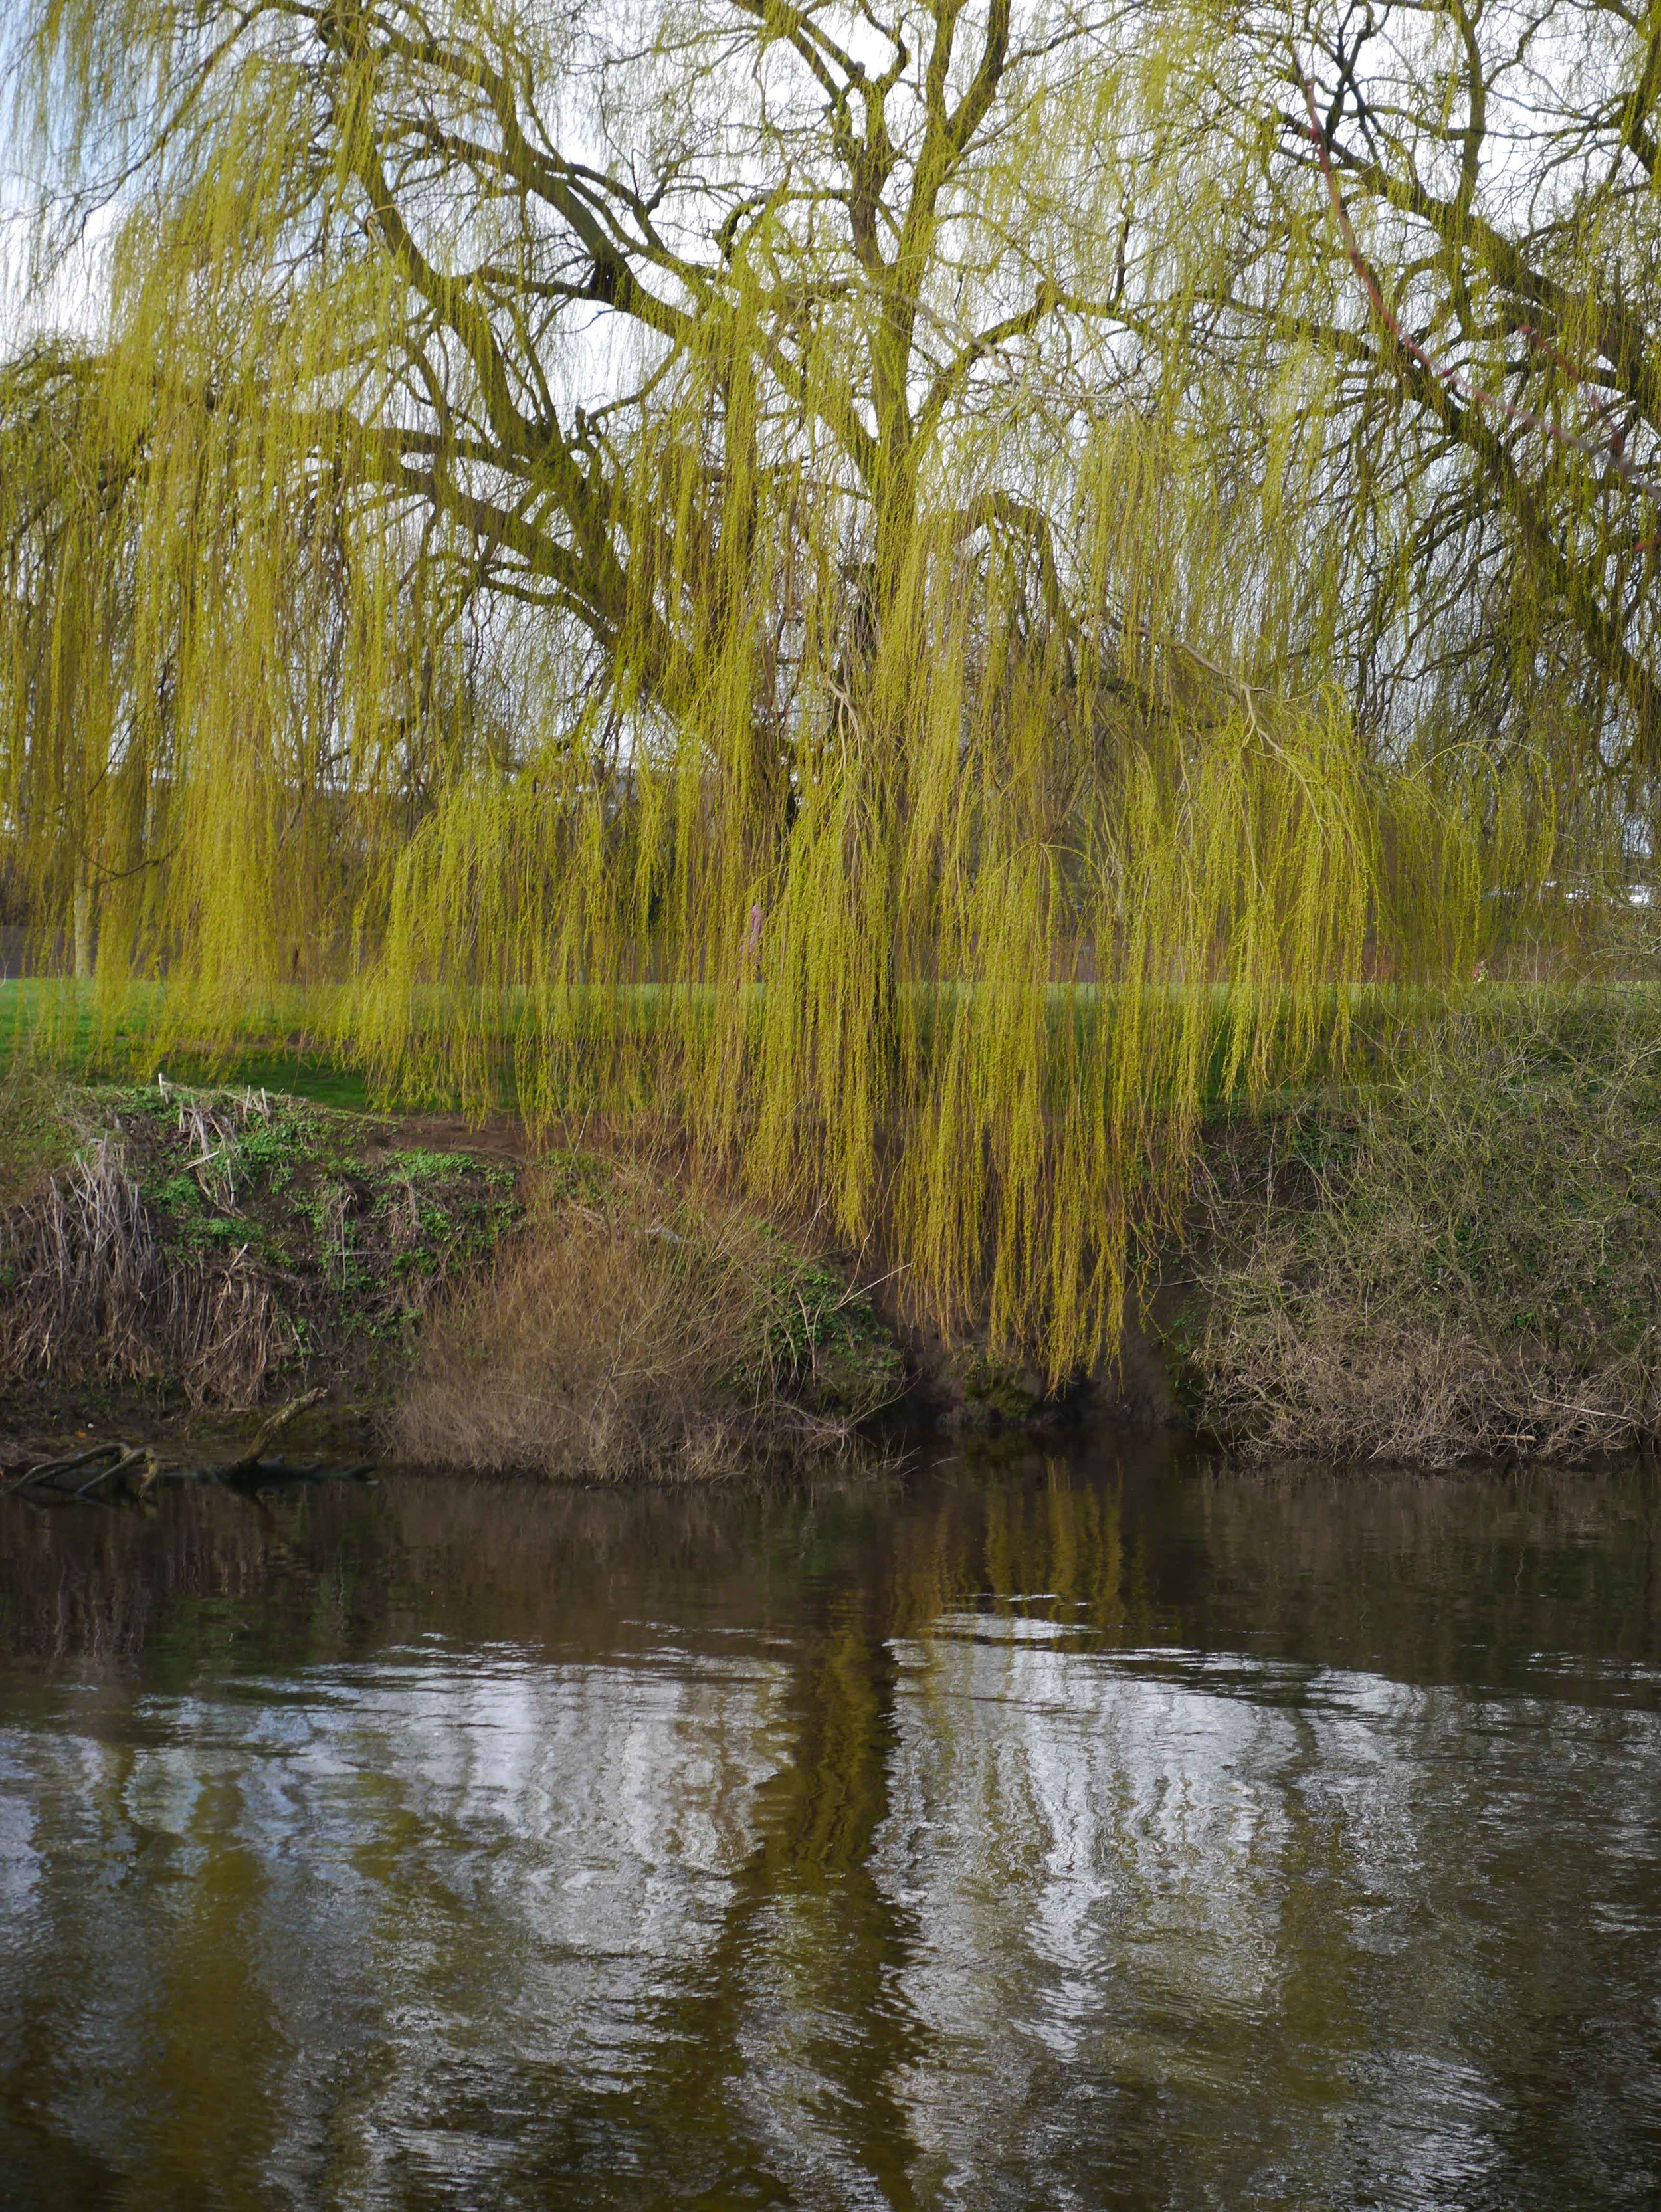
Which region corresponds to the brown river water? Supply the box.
[1,1441,1660,2210]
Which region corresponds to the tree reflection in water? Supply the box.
[1,1449,1659,2209]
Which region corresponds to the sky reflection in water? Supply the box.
[1,1447,1659,2209]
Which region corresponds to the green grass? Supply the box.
[0,981,372,1110]
[0,973,1560,1121]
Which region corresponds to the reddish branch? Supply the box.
[1297,68,1661,535]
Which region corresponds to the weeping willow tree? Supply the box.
[0,0,1566,1376]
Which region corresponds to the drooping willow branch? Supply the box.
[0,1,1571,1377]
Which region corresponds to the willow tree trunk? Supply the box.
[72,870,94,981]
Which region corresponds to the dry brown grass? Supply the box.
[0,1083,521,1410]
[0,1128,298,1405]
[391,1154,902,1480]
[1185,991,1661,1464]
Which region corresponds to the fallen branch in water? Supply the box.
[222,1387,326,1474]
[2,1391,373,1505]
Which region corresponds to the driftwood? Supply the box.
[0,1439,157,1501]
[222,1386,327,1472]
[1,1391,376,1507]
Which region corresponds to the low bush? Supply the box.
[1185,990,1661,1463]
[391,1151,904,1480]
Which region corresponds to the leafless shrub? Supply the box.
[1186,993,1661,1464]
[392,1157,892,1481]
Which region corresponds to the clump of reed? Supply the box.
[0,1084,520,1409]
[391,1152,903,1482]
[0,1117,296,1406]
[1186,990,1661,1464]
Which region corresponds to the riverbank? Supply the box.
[5,986,1661,1471]
[0,1073,905,1478]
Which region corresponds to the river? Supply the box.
[1,1441,1658,2209]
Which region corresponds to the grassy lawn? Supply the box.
[1,971,1650,1134]
[0,981,372,1110]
